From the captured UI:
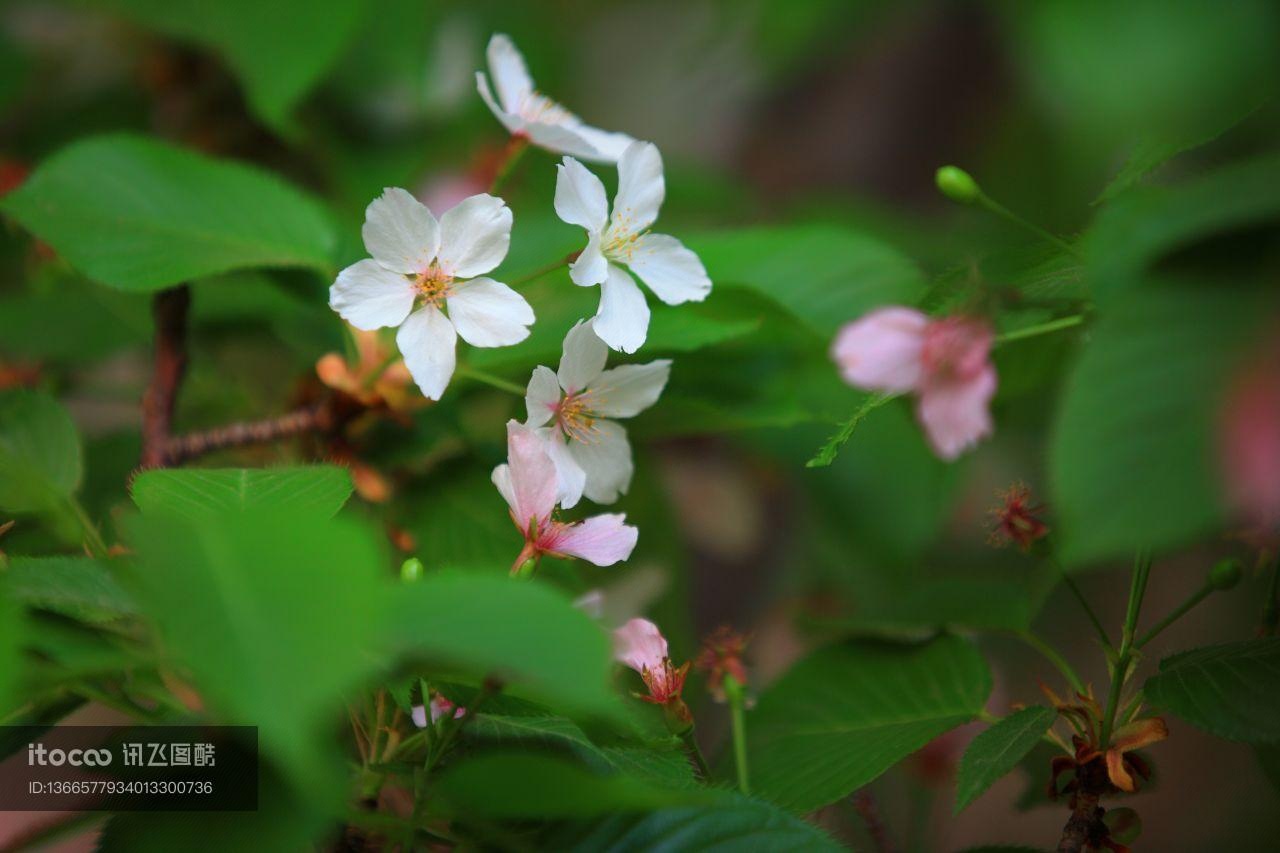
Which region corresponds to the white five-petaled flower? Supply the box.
[476,33,635,163]
[554,142,712,353]
[526,320,670,509]
[329,188,534,401]
[493,420,638,574]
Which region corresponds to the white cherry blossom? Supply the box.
[329,188,534,400]
[554,141,711,353]
[476,33,634,163]
[525,320,670,508]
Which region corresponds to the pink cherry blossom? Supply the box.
[612,617,688,706]
[410,693,466,728]
[1218,338,1280,530]
[832,307,997,460]
[492,420,638,574]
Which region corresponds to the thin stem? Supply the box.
[66,497,109,557]
[361,349,402,391]
[1100,551,1151,748]
[679,729,712,782]
[455,364,525,395]
[509,255,573,288]
[995,315,1086,345]
[1136,582,1214,648]
[852,788,896,853]
[724,675,750,794]
[1017,631,1085,694]
[488,136,529,195]
[424,678,501,776]
[976,192,1082,259]
[1048,554,1113,651]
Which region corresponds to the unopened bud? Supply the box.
[1208,558,1243,591]
[936,165,980,204]
[399,557,424,583]
[513,556,538,579]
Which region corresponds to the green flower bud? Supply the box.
[399,557,424,583]
[935,165,980,204]
[1208,558,1243,591]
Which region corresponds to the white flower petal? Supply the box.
[593,265,650,354]
[476,71,524,133]
[569,231,608,287]
[437,194,512,278]
[567,123,638,164]
[525,365,561,428]
[524,121,603,160]
[610,141,664,235]
[627,233,711,305]
[329,259,417,331]
[568,419,633,505]
[396,304,457,400]
[362,187,440,275]
[485,34,534,114]
[589,360,671,418]
[446,277,533,348]
[545,429,587,509]
[554,157,609,232]
[557,319,608,394]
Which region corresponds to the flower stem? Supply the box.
[509,255,573,288]
[974,192,1082,259]
[679,729,712,782]
[454,364,525,395]
[361,349,402,391]
[1017,630,1085,694]
[1136,583,1214,648]
[66,497,109,558]
[489,136,529,195]
[1047,553,1113,651]
[724,675,750,794]
[995,315,1086,345]
[1100,550,1151,748]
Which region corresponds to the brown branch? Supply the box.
[1056,761,1109,853]
[162,401,337,465]
[852,788,895,853]
[140,286,191,467]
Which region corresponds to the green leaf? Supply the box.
[430,753,698,819]
[385,573,623,720]
[0,390,82,513]
[130,466,353,520]
[1144,639,1280,743]
[3,556,137,625]
[954,706,1057,813]
[467,714,697,789]
[1086,153,1280,299]
[546,790,844,852]
[125,509,385,796]
[104,0,363,133]
[1,135,336,292]
[1049,282,1274,565]
[747,635,991,811]
[690,225,927,337]
[0,588,21,717]
[836,579,1041,638]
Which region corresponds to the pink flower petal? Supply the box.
[917,365,997,460]
[613,617,668,674]
[1219,345,1280,528]
[501,420,558,531]
[543,513,637,566]
[831,307,928,392]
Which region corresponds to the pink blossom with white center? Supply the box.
[832,307,997,460]
[328,188,535,400]
[492,420,638,574]
[1218,337,1280,530]
[612,617,688,706]
[554,142,712,353]
[476,34,635,163]
[410,694,466,728]
[525,320,670,508]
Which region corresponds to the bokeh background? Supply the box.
[2,0,1279,850]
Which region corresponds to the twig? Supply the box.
[852,788,896,853]
[1055,758,1109,853]
[140,286,190,467]
[161,400,349,465]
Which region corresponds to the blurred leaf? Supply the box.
[690,225,926,337]
[1255,744,1280,795]
[954,706,1057,813]
[838,580,1039,638]
[1,135,336,292]
[467,714,696,789]
[430,753,698,819]
[125,509,385,796]
[130,466,353,520]
[545,790,843,851]
[104,0,364,133]
[1144,639,1280,742]
[401,469,513,573]
[1049,282,1273,565]
[1086,153,1280,299]
[0,589,20,716]
[0,278,149,363]
[747,635,991,811]
[0,390,82,513]
[385,573,623,720]
[3,556,137,625]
